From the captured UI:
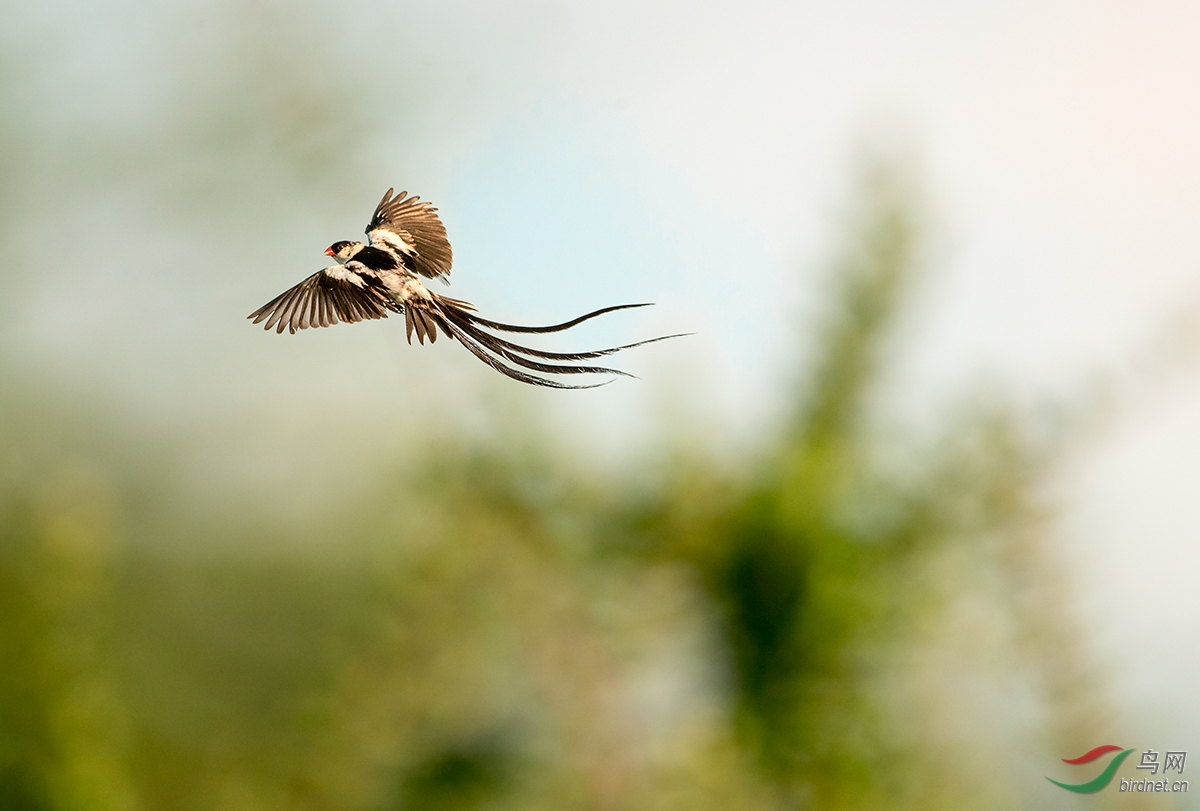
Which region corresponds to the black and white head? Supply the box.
[324,240,364,263]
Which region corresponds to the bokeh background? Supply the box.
[2,1,1198,809]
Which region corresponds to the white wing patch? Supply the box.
[367,228,417,256]
[322,262,367,285]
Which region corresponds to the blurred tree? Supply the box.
[614,158,1134,810]
[618,159,937,808]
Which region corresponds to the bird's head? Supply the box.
[325,240,364,263]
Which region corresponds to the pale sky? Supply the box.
[438,4,1200,754]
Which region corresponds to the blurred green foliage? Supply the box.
[0,156,1127,811]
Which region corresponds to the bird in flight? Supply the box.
[249,189,678,388]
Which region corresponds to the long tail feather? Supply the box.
[402,294,683,388]
[439,303,687,361]
[437,298,687,360]
[462,302,653,334]
[448,316,634,377]
[436,315,612,389]
[487,329,690,362]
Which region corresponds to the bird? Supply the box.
[248,188,680,388]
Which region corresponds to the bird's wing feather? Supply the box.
[365,188,453,280]
[248,265,395,335]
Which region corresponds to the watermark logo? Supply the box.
[1047,745,1134,793]
[1047,745,1188,794]
[1120,749,1188,794]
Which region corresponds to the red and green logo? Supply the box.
[1047,745,1135,793]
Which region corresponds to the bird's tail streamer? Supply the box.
[405,294,687,389]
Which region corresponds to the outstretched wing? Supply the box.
[248,265,396,335]
[365,188,453,280]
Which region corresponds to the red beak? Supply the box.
[324,247,335,257]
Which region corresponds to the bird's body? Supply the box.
[249,189,677,388]
[346,244,401,271]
